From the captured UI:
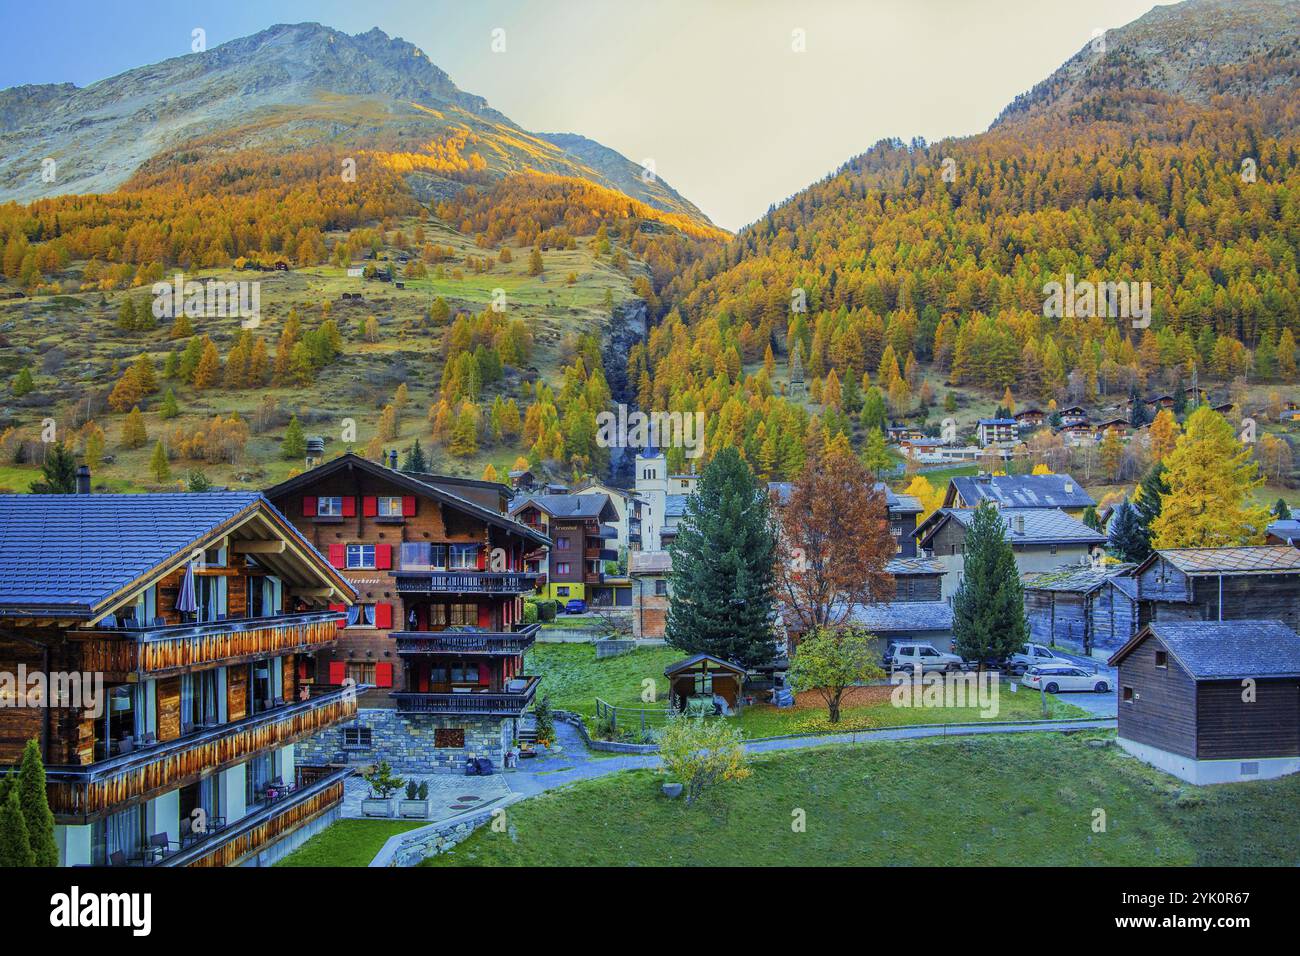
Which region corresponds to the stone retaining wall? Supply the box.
[370,797,519,866]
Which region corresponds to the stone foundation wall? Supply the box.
[296,707,518,773]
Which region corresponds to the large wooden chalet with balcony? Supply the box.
[265,452,551,772]
[0,484,358,867]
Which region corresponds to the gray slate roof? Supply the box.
[1131,620,1300,679]
[1023,562,1136,593]
[949,474,1095,509]
[510,493,611,520]
[665,494,688,518]
[1154,546,1300,576]
[843,601,953,633]
[885,557,947,576]
[940,507,1106,546]
[1266,519,1300,543]
[0,493,265,618]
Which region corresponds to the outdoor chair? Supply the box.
[147,832,180,860]
[108,850,128,866]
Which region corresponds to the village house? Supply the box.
[976,417,1018,447]
[1057,421,1098,447]
[769,482,923,557]
[915,507,1106,600]
[1266,519,1300,546]
[1131,546,1300,634]
[1014,408,1046,430]
[264,452,550,773]
[942,472,1096,518]
[509,492,621,605]
[573,478,643,556]
[1094,417,1133,441]
[629,550,672,639]
[0,482,359,866]
[1058,406,1090,427]
[1109,620,1300,784]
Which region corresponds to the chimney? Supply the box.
[76,465,91,495]
[388,449,399,470]
[1064,481,1074,494]
[305,436,325,470]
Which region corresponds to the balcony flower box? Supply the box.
[362,796,394,818]
[398,781,430,819]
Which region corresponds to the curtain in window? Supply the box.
[106,805,141,860]
[180,674,195,729]
[200,671,218,724]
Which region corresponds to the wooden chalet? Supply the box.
[1109,621,1300,784]
[264,453,551,772]
[509,493,620,604]
[1132,546,1300,634]
[0,484,358,866]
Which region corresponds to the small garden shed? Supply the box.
[664,654,747,713]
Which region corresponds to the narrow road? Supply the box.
[504,715,1117,797]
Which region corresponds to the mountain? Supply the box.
[630,0,1299,484]
[0,22,713,226]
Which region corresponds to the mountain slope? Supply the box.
[0,22,713,226]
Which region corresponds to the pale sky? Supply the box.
[0,0,1175,230]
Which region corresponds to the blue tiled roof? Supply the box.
[665,494,689,518]
[1138,620,1300,680]
[0,492,263,618]
[977,418,1017,426]
[949,474,1095,509]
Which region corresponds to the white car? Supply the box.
[1021,665,1110,694]
[1008,643,1077,675]
[886,642,965,674]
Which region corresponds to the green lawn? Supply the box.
[526,643,1089,738]
[525,642,686,718]
[274,819,425,867]
[424,732,1300,867]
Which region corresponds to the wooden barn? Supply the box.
[1109,620,1300,784]
[1133,546,1300,634]
[1023,563,1138,659]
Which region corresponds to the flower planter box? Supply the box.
[361,796,395,818]
[661,782,683,799]
[397,799,430,819]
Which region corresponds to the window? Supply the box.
[557,586,570,597]
[1154,650,1168,668]
[449,544,479,569]
[654,580,668,596]
[317,496,344,517]
[346,604,377,628]
[346,662,375,686]
[377,496,404,517]
[555,537,570,549]
[556,563,571,575]
[1122,686,1134,703]
[342,726,373,748]
[346,544,376,569]
[451,665,480,683]
[434,728,465,748]
[449,603,477,626]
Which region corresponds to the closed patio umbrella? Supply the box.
[176,561,198,620]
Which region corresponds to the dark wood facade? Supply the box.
[1134,554,1300,633]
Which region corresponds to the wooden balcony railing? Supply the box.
[159,768,349,868]
[75,610,344,678]
[39,685,359,823]
[394,571,540,595]
[392,623,539,657]
[392,675,540,716]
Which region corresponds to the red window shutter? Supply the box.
[302,496,317,517]
[328,602,346,628]
[375,544,392,570]
[477,663,489,685]
[363,496,378,517]
[375,602,393,629]
[402,495,416,517]
[375,663,393,688]
[298,658,311,680]
[327,543,346,568]
[476,548,486,571]
[477,604,492,629]
[341,496,356,517]
[328,661,346,684]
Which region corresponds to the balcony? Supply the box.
[158,767,349,868]
[393,570,540,595]
[75,610,344,679]
[392,623,539,656]
[392,675,540,716]
[38,685,359,824]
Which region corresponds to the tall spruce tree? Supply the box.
[0,788,34,868]
[1274,498,1292,520]
[16,740,56,867]
[666,446,777,669]
[1108,498,1148,563]
[281,415,306,460]
[1132,462,1169,558]
[403,438,429,473]
[29,442,77,494]
[951,501,1027,666]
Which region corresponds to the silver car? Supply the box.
[1021,665,1110,694]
